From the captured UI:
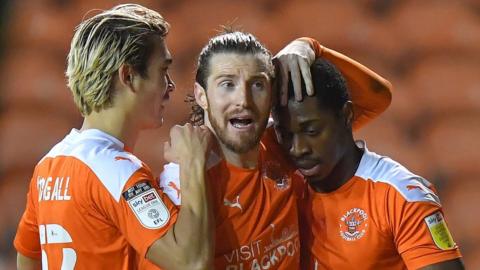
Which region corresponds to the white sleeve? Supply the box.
[159,163,181,205]
[158,152,221,206]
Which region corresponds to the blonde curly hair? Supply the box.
[66,4,169,116]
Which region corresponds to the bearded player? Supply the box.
[159,31,392,269]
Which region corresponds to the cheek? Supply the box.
[253,91,271,112]
[208,94,228,113]
[310,134,337,157]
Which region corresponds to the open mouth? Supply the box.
[229,118,254,129]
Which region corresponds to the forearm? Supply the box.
[175,158,214,265]
[299,37,393,130]
[147,159,213,269]
[17,253,41,270]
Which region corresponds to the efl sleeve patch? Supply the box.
[424,211,456,250]
[123,181,170,229]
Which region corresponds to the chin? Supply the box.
[303,169,328,183]
[305,175,325,188]
[143,118,164,129]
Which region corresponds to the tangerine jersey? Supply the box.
[14,129,178,270]
[158,141,304,270]
[300,142,462,270]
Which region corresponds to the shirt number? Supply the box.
[39,224,77,269]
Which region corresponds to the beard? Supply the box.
[207,108,268,154]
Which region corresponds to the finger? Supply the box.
[163,141,173,162]
[280,62,289,106]
[170,125,180,138]
[289,59,302,102]
[299,58,314,96]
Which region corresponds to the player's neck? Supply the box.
[81,109,139,151]
[219,143,259,169]
[311,140,363,193]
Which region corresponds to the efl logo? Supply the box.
[143,192,156,203]
[339,208,368,241]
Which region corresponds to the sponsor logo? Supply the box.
[224,195,243,212]
[339,208,368,241]
[124,181,170,229]
[425,212,456,250]
[224,223,300,269]
[142,192,156,203]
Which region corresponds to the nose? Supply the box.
[235,83,252,107]
[289,134,311,159]
[166,73,175,93]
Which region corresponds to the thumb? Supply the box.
[163,141,174,162]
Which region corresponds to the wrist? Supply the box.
[178,157,207,168]
[297,37,323,58]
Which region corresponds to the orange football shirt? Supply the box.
[300,142,462,269]
[14,129,178,270]
[159,141,304,269]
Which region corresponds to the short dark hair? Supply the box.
[186,30,274,125]
[276,58,350,116]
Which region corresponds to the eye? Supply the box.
[305,128,320,136]
[219,80,235,89]
[252,80,265,91]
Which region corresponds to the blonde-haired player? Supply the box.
[14,4,213,269]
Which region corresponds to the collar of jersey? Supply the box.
[354,140,380,178]
[69,128,125,150]
[308,140,370,198]
[218,144,266,174]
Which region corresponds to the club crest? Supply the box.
[339,208,368,241]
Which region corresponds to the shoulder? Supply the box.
[355,142,440,206]
[41,129,145,201]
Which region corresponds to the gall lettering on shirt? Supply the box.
[37,176,72,201]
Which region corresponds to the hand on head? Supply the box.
[274,39,316,105]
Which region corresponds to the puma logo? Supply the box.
[168,181,181,199]
[406,185,422,191]
[224,195,242,212]
[115,156,132,162]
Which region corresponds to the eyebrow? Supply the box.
[298,119,321,128]
[213,73,269,81]
[213,74,236,81]
[249,74,269,81]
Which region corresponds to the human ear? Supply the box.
[342,101,354,128]
[194,82,208,110]
[118,64,136,92]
